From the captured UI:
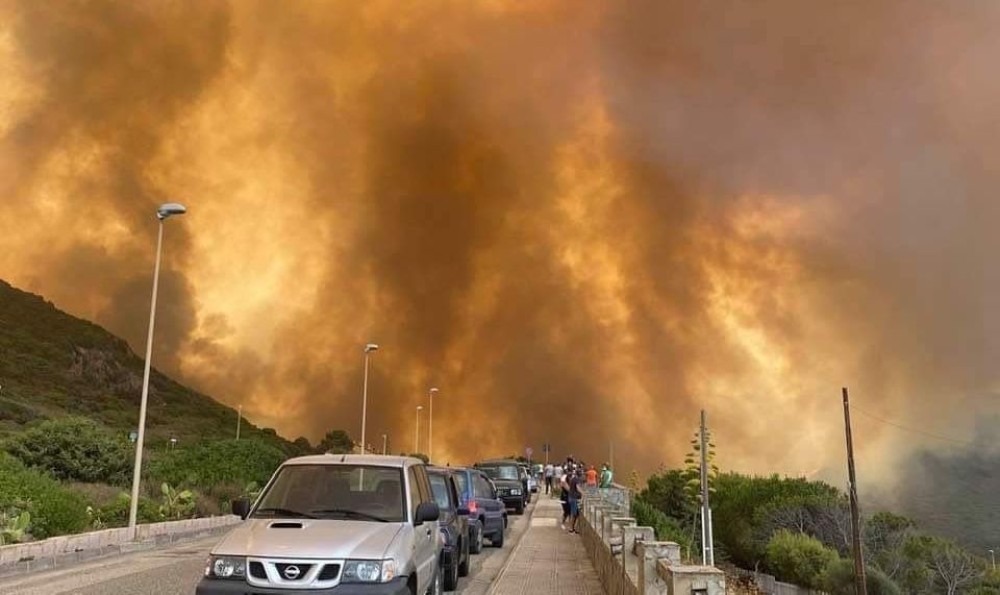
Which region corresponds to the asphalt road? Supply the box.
[0,497,539,595]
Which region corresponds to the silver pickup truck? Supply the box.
[196,454,443,595]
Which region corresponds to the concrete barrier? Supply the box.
[579,485,727,595]
[0,515,240,577]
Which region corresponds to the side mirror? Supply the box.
[415,502,440,525]
[457,507,470,516]
[231,498,250,520]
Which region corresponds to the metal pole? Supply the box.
[382,434,388,455]
[236,404,242,440]
[127,220,164,540]
[360,352,370,455]
[415,407,422,453]
[429,388,437,463]
[843,387,868,595]
[989,549,995,571]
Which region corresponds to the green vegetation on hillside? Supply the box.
[633,468,995,593]
[0,279,291,450]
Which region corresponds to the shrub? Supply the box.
[146,439,285,495]
[765,529,839,589]
[822,559,902,595]
[0,453,89,539]
[4,417,132,485]
[632,497,695,559]
[90,492,159,527]
[158,483,195,520]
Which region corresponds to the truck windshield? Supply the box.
[479,465,519,480]
[253,464,405,522]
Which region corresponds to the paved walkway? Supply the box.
[488,496,604,595]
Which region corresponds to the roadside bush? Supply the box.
[90,492,159,528]
[822,559,901,595]
[765,529,839,589]
[0,453,88,539]
[632,497,695,559]
[4,417,132,485]
[147,439,285,495]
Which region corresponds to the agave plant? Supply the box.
[0,510,31,545]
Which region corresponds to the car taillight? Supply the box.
[467,500,478,514]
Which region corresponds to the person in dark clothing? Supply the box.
[559,466,571,529]
[566,468,583,533]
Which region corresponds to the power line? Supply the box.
[849,404,974,447]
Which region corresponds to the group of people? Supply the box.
[541,457,613,533]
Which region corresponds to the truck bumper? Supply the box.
[195,577,411,595]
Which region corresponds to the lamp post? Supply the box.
[382,434,388,455]
[360,343,379,455]
[989,549,995,571]
[415,405,423,454]
[428,387,438,463]
[127,202,186,540]
[236,404,242,440]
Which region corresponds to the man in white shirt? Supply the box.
[543,463,555,495]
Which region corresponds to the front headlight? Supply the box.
[342,559,396,583]
[511,489,522,495]
[204,555,246,579]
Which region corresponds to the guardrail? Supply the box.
[579,484,726,595]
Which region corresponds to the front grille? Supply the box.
[275,563,313,581]
[318,564,341,581]
[249,562,267,579]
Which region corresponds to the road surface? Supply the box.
[0,498,539,595]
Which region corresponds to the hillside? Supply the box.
[0,278,291,451]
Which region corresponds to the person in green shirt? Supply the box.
[599,463,613,488]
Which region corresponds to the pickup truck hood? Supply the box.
[213,519,403,559]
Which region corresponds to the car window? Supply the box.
[414,465,433,504]
[452,471,468,496]
[428,473,453,510]
[474,474,494,499]
[407,467,422,519]
[479,464,519,480]
[253,464,405,522]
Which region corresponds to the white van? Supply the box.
[196,455,443,594]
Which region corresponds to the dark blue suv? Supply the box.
[449,467,507,549]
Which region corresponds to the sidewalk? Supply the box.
[488,496,605,595]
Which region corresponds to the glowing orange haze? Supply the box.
[2,1,998,485]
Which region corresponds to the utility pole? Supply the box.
[236,404,242,441]
[382,434,388,455]
[700,410,715,566]
[609,440,614,471]
[843,387,868,595]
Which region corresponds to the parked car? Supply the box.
[198,454,443,595]
[449,467,507,549]
[427,467,470,591]
[474,459,527,515]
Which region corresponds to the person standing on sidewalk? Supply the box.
[566,467,583,533]
[599,463,613,488]
[543,463,554,495]
[585,464,598,488]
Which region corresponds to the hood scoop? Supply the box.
[268,521,304,529]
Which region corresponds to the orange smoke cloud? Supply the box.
[2,0,998,487]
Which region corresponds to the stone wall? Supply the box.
[579,486,726,595]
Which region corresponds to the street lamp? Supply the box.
[382,434,388,455]
[428,387,439,463]
[989,549,995,571]
[236,404,242,441]
[360,343,379,455]
[415,405,423,454]
[127,202,186,540]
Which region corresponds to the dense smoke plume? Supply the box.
[2,0,999,498]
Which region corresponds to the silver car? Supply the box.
[197,454,443,595]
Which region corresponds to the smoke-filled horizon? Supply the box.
[2,1,998,488]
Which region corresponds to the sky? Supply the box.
[1,0,998,497]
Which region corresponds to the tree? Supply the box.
[291,437,314,456]
[928,539,984,595]
[316,430,354,454]
[864,511,917,580]
[4,416,132,485]
[765,529,839,589]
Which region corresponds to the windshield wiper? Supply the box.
[310,508,391,522]
[253,507,317,519]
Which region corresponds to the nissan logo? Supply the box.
[283,565,301,580]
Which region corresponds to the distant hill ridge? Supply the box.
[0,278,291,450]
